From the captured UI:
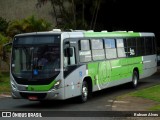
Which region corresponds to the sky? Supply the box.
[96,0,159,32]
[86,0,159,46]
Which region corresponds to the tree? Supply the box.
[90,0,102,30]
[7,20,23,38]
[36,0,90,29]
[22,16,51,32]
[0,33,10,73]
[0,17,9,35]
[7,16,51,38]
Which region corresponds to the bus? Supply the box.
[10,30,157,102]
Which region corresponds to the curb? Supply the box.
[0,94,11,98]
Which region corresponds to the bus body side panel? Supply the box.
[106,57,143,88]
[140,55,157,79]
[88,56,143,92]
[64,65,86,99]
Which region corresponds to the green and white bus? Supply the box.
[10,30,157,102]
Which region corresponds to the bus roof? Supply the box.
[14,31,155,38]
[84,32,154,38]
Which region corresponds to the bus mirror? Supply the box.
[64,48,73,57]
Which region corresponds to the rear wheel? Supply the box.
[131,71,138,88]
[79,81,88,103]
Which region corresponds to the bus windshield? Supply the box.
[11,35,60,80]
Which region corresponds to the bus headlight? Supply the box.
[52,80,61,90]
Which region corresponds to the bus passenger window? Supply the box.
[145,37,153,55]
[91,39,105,60]
[104,39,117,59]
[79,40,91,62]
[117,39,127,58]
[127,38,137,57]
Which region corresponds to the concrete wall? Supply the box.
[0,0,55,24]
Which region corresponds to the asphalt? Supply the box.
[0,67,160,111]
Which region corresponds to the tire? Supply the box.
[79,81,88,103]
[131,71,138,88]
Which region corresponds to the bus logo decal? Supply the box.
[79,71,82,77]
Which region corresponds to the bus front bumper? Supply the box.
[11,88,64,101]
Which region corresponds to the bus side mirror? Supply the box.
[64,48,73,57]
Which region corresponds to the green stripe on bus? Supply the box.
[87,56,143,85]
[27,80,57,91]
[84,32,140,38]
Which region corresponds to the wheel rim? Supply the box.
[133,74,138,86]
[82,85,88,100]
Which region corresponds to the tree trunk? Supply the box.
[71,0,76,29]
[93,0,101,30]
[82,0,85,27]
[50,0,58,26]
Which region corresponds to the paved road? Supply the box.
[0,72,160,112]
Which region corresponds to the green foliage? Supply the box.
[130,85,160,102]
[0,17,9,35]
[6,20,23,38]
[7,16,52,37]
[0,33,9,44]
[131,85,160,111]
[0,72,10,94]
[0,33,9,57]
[22,16,52,32]
[149,104,160,111]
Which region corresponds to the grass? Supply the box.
[0,72,11,94]
[129,85,160,110]
[130,85,160,102]
[149,105,160,111]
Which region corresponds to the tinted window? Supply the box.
[127,38,136,47]
[92,49,105,60]
[91,39,103,49]
[104,39,117,59]
[14,35,60,45]
[79,40,92,62]
[79,51,92,62]
[116,39,127,58]
[136,38,145,56]
[145,37,153,55]
[104,39,115,48]
[91,39,105,60]
[127,38,136,57]
[117,39,124,47]
[152,37,156,54]
[80,40,90,50]
[105,49,117,59]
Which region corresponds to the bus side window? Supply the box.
[64,47,76,66]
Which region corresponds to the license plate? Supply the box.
[28,96,38,100]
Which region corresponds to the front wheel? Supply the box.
[131,71,138,88]
[79,81,88,103]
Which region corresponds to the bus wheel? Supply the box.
[131,71,138,88]
[79,81,88,103]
